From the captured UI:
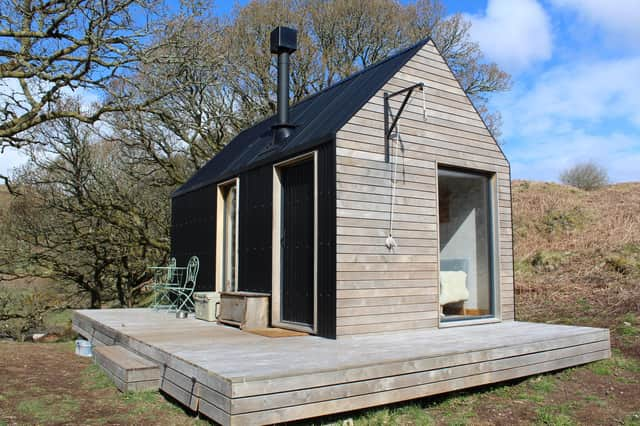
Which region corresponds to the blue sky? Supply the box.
[2,0,639,182]
[448,0,640,182]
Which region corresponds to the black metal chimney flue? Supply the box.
[270,26,297,143]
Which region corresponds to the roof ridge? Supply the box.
[230,37,431,137]
[290,37,431,108]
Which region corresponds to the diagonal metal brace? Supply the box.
[384,82,424,162]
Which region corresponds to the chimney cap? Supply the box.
[270,26,297,54]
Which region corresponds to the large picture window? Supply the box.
[218,179,238,292]
[438,167,495,321]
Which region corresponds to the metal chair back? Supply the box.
[167,257,177,283]
[185,256,199,289]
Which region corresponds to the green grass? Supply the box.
[542,207,588,233]
[589,351,640,376]
[43,309,73,329]
[121,391,165,416]
[583,395,607,407]
[319,402,438,426]
[618,313,639,346]
[16,395,79,424]
[606,244,640,276]
[122,390,159,404]
[529,250,573,272]
[432,393,478,426]
[529,375,557,394]
[82,363,115,390]
[353,407,394,426]
[393,405,435,426]
[624,412,640,426]
[535,405,576,426]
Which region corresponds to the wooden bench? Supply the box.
[93,345,160,392]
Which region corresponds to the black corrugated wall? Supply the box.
[170,185,217,293]
[170,139,336,338]
[315,140,337,339]
[237,165,273,293]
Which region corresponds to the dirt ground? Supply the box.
[0,342,207,425]
[0,341,639,425]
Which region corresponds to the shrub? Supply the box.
[0,290,49,341]
[530,250,570,272]
[560,162,608,191]
[539,207,586,234]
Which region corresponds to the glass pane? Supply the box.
[222,183,238,292]
[438,168,493,321]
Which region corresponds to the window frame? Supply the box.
[435,164,501,327]
[216,177,240,293]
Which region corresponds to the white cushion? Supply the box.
[439,271,469,306]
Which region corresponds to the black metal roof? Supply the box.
[173,38,430,198]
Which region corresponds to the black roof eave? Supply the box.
[171,132,336,199]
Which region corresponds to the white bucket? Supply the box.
[75,339,93,357]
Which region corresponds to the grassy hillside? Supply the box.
[513,181,640,357]
[0,185,10,210]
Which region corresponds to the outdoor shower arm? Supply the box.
[383,82,425,162]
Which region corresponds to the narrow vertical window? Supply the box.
[438,167,495,321]
[221,181,238,292]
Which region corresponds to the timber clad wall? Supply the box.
[335,40,514,336]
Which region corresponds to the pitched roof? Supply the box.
[173,38,430,198]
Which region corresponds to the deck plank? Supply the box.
[73,309,610,426]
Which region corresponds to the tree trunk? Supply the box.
[90,289,101,309]
[116,275,125,307]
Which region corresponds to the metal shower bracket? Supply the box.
[383,82,425,162]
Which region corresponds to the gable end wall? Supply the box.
[335,40,514,336]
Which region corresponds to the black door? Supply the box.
[281,159,315,327]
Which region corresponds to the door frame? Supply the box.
[272,151,318,333]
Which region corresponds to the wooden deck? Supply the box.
[73,309,610,425]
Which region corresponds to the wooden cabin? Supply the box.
[171,27,513,338]
[68,26,609,425]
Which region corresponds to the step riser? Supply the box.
[101,365,161,392]
[93,345,160,392]
[94,351,160,382]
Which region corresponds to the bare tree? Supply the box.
[109,15,231,187]
[0,0,169,186]
[560,162,609,191]
[227,0,510,139]
[81,0,512,188]
[0,110,170,307]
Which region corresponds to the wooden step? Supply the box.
[93,345,160,392]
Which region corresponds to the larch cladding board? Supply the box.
[335,40,513,336]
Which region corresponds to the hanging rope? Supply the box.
[422,84,427,119]
[385,124,400,250]
[384,83,428,250]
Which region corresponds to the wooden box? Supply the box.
[218,292,270,329]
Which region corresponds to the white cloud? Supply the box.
[507,132,640,182]
[500,57,640,135]
[465,0,552,71]
[495,56,640,182]
[551,0,640,43]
